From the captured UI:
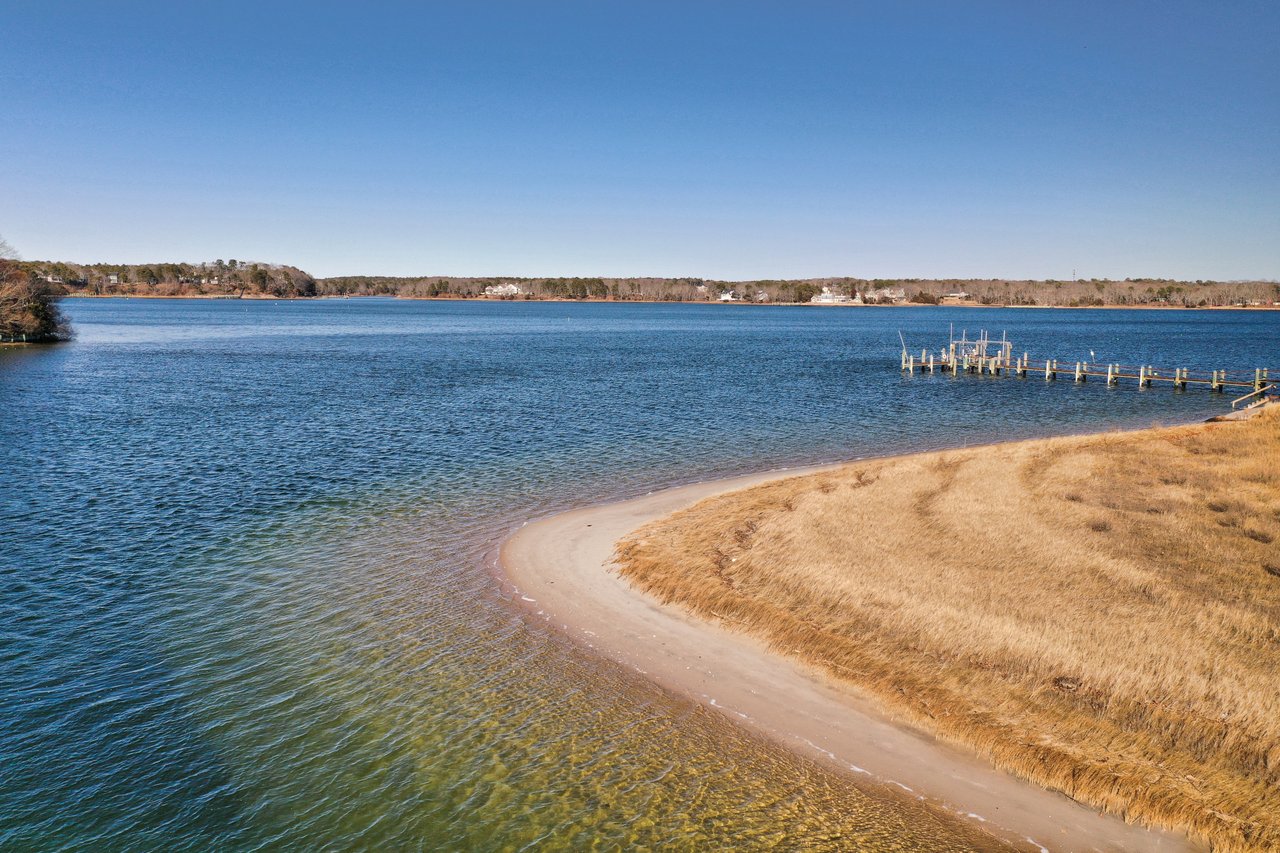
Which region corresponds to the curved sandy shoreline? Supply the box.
[499,463,1200,853]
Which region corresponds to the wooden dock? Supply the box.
[900,330,1275,410]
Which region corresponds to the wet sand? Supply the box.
[500,464,1200,853]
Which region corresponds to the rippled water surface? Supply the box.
[2,299,1275,851]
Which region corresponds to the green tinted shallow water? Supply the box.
[3,299,1273,850]
[164,510,991,852]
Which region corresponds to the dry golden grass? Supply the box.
[616,406,1280,851]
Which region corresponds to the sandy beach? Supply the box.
[500,463,1199,852]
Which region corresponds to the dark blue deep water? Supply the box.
[2,299,1275,851]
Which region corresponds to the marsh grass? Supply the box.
[616,407,1280,851]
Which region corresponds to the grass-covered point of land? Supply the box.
[616,407,1280,851]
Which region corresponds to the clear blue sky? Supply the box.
[2,1,1277,280]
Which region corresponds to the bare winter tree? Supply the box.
[0,234,71,342]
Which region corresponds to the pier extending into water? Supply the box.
[900,330,1276,410]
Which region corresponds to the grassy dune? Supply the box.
[616,407,1280,851]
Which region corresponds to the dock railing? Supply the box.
[1231,385,1276,410]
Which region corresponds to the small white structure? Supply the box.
[483,283,522,297]
[719,289,740,302]
[810,286,852,304]
[107,273,120,285]
[945,291,971,300]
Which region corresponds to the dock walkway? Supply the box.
[900,331,1275,410]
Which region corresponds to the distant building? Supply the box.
[866,287,906,303]
[811,286,853,304]
[754,290,770,302]
[945,291,971,300]
[719,290,740,302]
[483,283,522,297]
[107,273,120,285]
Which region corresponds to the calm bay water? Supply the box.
[2,298,1275,851]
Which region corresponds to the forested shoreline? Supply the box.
[16,258,1280,308]
[318,274,1280,307]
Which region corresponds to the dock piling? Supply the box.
[899,331,1272,403]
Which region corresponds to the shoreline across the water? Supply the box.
[498,437,1218,851]
[59,292,1280,310]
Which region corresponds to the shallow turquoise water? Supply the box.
[2,299,1275,851]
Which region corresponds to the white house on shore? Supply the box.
[810,286,854,304]
[482,283,522,297]
[865,287,906,303]
[719,289,740,302]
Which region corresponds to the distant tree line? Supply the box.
[14,254,1280,308]
[316,275,708,301]
[315,274,1280,307]
[19,258,317,299]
